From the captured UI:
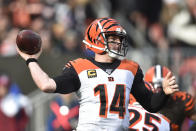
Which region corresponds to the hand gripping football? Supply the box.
[16,30,42,55]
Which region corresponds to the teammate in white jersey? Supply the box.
[128,94,171,131]
[16,17,179,131]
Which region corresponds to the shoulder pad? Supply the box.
[69,58,98,74]
[118,59,139,75]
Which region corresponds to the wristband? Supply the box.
[26,58,38,66]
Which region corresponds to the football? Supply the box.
[16,30,42,55]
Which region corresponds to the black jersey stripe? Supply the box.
[185,100,194,111]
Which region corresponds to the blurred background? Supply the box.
[0,0,196,131]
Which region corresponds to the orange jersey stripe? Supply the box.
[160,114,171,123]
[185,101,195,111]
[172,91,187,101]
[117,59,138,76]
[186,97,194,107]
[129,94,137,105]
[70,58,99,74]
[171,123,179,131]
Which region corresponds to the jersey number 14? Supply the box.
[94,84,126,119]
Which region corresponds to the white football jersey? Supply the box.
[128,102,171,131]
[70,58,139,131]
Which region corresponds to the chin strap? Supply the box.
[108,50,125,60]
[83,40,125,60]
[83,40,106,51]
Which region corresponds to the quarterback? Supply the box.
[16,18,179,131]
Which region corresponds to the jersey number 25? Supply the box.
[129,109,161,130]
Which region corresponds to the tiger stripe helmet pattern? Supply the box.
[83,17,128,58]
[144,65,171,92]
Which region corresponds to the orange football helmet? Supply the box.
[83,17,128,58]
[144,65,171,92]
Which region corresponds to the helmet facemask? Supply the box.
[145,65,171,93]
[96,31,128,59]
[151,78,163,93]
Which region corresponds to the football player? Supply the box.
[16,18,179,131]
[128,94,171,131]
[144,65,196,131]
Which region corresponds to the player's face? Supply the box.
[107,35,121,53]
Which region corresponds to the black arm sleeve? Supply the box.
[131,66,168,112]
[53,65,80,94]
